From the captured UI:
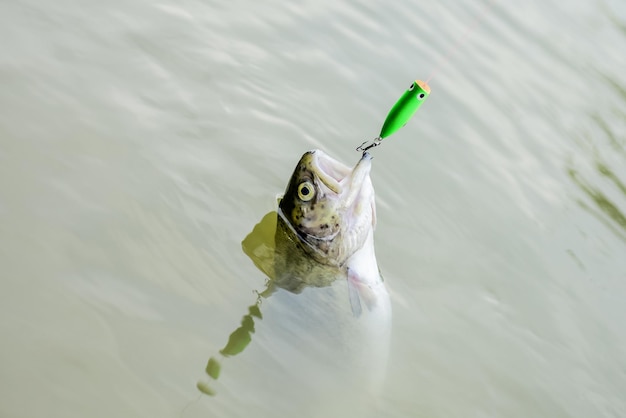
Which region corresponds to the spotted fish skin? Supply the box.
[278,150,375,269]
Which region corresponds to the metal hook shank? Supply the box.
[356,137,382,152]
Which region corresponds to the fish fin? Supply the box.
[361,288,378,311]
[347,269,378,316]
[347,269,362,317]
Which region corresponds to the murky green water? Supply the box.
[2,0,626,417]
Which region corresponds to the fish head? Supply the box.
[278,150,376,267]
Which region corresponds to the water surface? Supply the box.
[1,0,626,417]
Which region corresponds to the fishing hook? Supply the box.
[356,137,382,153]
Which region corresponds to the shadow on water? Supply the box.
[197,210,348,396]
[567,71,626,244]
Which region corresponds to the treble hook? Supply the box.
[356,137,382,153]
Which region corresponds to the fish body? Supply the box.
[273,149,391,398]
[208,150,391,409]
[275,150,385,307]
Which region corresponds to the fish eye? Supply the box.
[417,92,426,100]
[297,181,315,201]
[408,83,415,91]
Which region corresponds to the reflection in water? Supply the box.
[568,167,626,243]
[197,209,390,397]
[197,211,278,397]
[198,301,262,396]
[591,113,626,158]
[605,5,626,39]
[568,89,626,243]
[597,162,626,196]
[218,303,263,358]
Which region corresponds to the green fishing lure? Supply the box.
[380,79,430,138]
[358,79,430,152]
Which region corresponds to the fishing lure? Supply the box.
[357,79,430,152]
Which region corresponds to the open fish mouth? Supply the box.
[309,151,349,194]
[310,150,372,206]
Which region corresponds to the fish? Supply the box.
[273,149,388,317]
[201,150,391,404]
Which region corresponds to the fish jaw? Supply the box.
[340,152,372,209]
